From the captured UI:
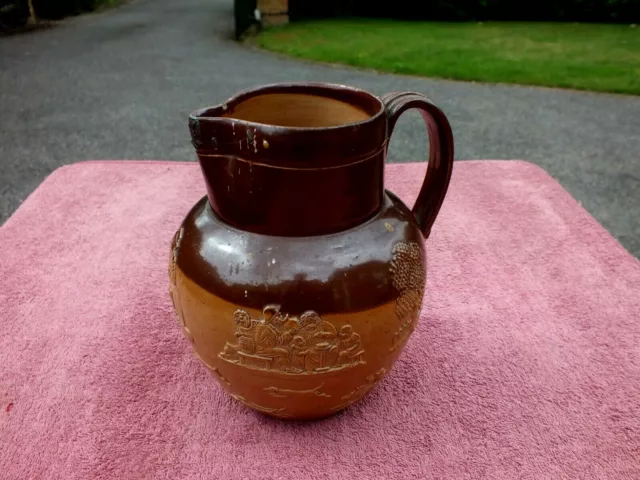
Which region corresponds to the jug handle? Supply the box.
[382,92,454,239]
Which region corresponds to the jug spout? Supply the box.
[187,106,241,153]
[188,83,389,237]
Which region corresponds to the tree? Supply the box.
[27,0,37,24]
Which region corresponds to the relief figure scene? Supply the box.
[219,305,365,374]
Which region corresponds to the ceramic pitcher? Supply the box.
[169,83,454,420]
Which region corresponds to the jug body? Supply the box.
[170,83,454,419]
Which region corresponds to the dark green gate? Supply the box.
[234,0,258,40]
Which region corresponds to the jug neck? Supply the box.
[196,151,385,237]
[189,83,389,236]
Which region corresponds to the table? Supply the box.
[1,160,639,479]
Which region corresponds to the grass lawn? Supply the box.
[255,20,640,95]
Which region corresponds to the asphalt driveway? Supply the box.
[1,0,639,255]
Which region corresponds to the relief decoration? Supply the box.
[389,242,426,351]
[219,305,365,374]
[331,367,387,411]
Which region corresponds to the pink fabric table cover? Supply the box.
[1,160,639,479]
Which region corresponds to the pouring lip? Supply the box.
[188,82,386,131]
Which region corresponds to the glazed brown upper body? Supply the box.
[177,191,424,316]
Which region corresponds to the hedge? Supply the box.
[289,0,639,23]
[32,0,115,19]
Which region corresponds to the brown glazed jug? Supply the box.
[169,83,454,420]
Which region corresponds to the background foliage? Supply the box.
[32,0,119,19]
[290,0,640,23]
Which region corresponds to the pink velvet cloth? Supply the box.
[1,160,639,479]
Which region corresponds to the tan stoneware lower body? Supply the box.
[171,270,422,420]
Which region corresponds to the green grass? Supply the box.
[255,20,640,95]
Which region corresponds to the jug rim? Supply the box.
[188,82,389,169]
[189,82,386,132]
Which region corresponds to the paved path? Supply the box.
[1,0,639,255]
